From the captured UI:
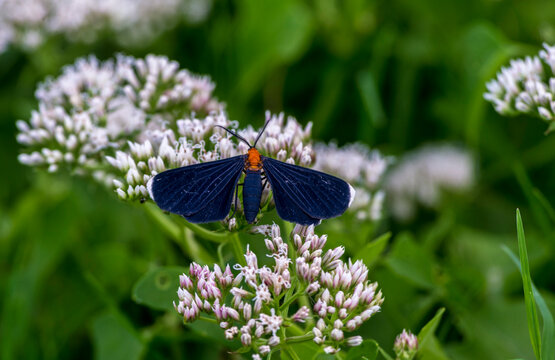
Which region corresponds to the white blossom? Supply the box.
[17,57,317,227]
[0,0,213,52]
[484,43,555,132]
[313,143,389,221]
[385,144,474,220]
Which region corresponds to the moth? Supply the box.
[148,119,354,225]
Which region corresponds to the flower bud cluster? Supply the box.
[0,0,212,53]
[17,54,222,178]
[384,144,474,221]
[292,226,383,353]
[17,57,315,226]
[107,110,313,217]
[393,329,418,360]
[484,43,555,132]
[238,112,314,167]
[174,224,383,358]
[313,143,389,221]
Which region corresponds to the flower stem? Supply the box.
[285,333,314,344]
[144,202,231,243]
[199,315,217,324]
[144,202,216,263]
[183,228,216,264]
[181,219,230,243]
[230,232,246,265]
[283,345,301,360]
[143,202,181,240]
[280,285,305,311]
[378,346,395,360]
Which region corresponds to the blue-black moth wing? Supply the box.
[262,156,353,224]
[149,155,246,223]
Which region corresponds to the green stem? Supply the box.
[144,202,230,243]
[298,295,313,329]
[280,286,305,311]
[335,351,346,360]
[182,220,230,243]
[282,221,294,237]
[230,232,246,266]
[183,228,216,264]
[378,346,395,360]
[283,345,301,360]
[287,323,305,336]
[143,203,215,263]
[143,202,181,240]
[199,315,217,324]
[285,333,314,344]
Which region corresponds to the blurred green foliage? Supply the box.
[2,0,555,359]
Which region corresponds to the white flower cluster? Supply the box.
[0,0,212,52]
[313,143,388,221]
[385,145,474,220]
[16,54,315,224]
[17,54,222,182]
[174,224,383,358]
[484,43,555,131]
[107,111,314,208]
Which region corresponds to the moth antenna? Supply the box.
[215,125,252,147]
[253,114,273,148]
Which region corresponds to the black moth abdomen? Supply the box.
[243,170,262,223]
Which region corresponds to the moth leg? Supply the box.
[258,178,270,211]
[230,182,241,219]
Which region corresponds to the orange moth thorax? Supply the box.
[246,148,262,171]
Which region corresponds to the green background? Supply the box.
[2,0,555,359]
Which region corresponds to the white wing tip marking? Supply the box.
[147,177,155,201]
[348,183,356,208]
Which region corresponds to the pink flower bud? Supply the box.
[259,345,271,355]
[346,336,363,347]
[331,328,344,341]
[268,335,280,347]
[241,333,252,346]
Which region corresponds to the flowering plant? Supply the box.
[484,43,555,133]
[14,53,431,359]
[0,0,212,52]
[174,224,383,358]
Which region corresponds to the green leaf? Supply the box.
[417,336,450,360]
[386,234,436,289]
[357,70,386,128]
[502,214,555,360]
[345,339,379,360]
[186,320,230,345]
[356,232,391,267]
[132,266,186,312]
[537,295,555,360]
[282,340,320,359]
[513,163,552,235]
[418,308,445,351]
[514,209,542,360]
[532,188,555,225]
[312,354,334,360]
[91,312,144,360]
[235,0,314,100]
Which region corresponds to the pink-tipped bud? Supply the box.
[346,336,363,347]
[259,345,271,355]
[394,329,418,360]
[268,335,280,347]
[330,328,344,341]
[241,333,252,346]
